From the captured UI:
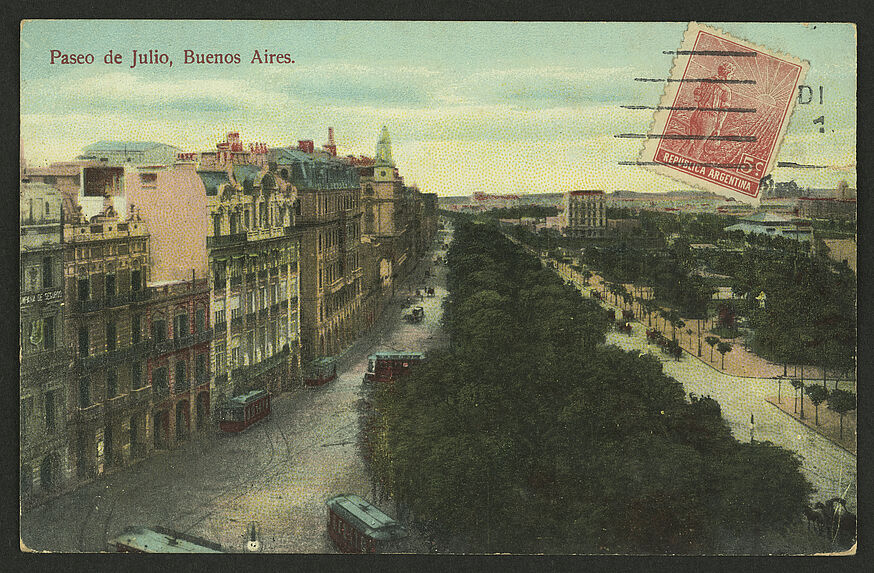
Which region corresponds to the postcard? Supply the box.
[19,20,856,555]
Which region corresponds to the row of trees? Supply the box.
[367,218,815,554]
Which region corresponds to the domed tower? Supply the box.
[373,126,395,182]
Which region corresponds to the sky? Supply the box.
[20,21,856,196]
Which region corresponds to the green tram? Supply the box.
[325,494,410,553]
[110,525,225,553]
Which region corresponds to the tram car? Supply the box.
[110,525,225,553]
[364,352,425,383]
[326,494,410,553]
[219,389,271,432]
[304,356,338,387]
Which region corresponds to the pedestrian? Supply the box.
[749,412,755,443]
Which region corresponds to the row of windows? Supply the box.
[74,241,145,260]
[213,320,291,375]
[212,202,293,237]
[77,270,144,301]
[318,192,359,216]
[76,308,207,356]
[22,315,57,353]
[21,256,57,293]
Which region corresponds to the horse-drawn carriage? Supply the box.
[403,306,425,323]
[615,320,632,335]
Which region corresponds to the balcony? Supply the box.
[230,347,290,383]
[173,333,196,349]
[213,321,227,333]
[154,339,175,355]
[104,292,131,308]
[73,403,104,424]
[231,316,243,330]
[206,232,247,249]
[131,385,152,405]
[245,312,256,323]
[73,298,103,313]
[21,348,69,374]
[152,384,170,400]
[173,379,190,394]
[105,393,131,414]
[129,289,152,303]
[230,276,242,288]
[195,328,214,344]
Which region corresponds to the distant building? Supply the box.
[79,141,181,167]
[607,218,641,236]
[798,197,857,222]
[26,161,127,221]
[563,190,606,238]
[724,212,812,241]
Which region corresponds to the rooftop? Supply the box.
[82,140,179,153]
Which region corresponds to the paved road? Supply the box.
[568,271,857,513]
[21,230,453,553]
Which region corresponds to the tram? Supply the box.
[364,352,425,383]
[304,356,338,387]
[325,494,410,553]
[110,525,225,553]
[218,389,271,432]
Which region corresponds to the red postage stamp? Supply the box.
[640,22,809,204]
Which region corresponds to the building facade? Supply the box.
[62,200,154,486]
[563,190,606,238]
[146,278,212,450]
[20,182,69,506]
[78,140,182,167]
[271,140,363,362]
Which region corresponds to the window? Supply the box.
[78,277,90,301]
[106,368,118,398]
[153,366,169,392]
[213,214,221,237]
[244,210,250,229]
[139,172,157,186]
[131,269,142,291]
[174,313,189,338]
[79,378,90,408]
[42,257,53,289]
[78,326,89,356]
[105,274,116,298]
[175,360,186,389]
[106,321,116,352]
[45,390,55,432]
[230,214,238,235]
[131,314,141,344]
[196,308,206,333]
[152,319,167,342]
[215,342,226,374]
[196,353,207,382]
[43,316,55,350]
[131,361,142,389]
[247,291,255,314]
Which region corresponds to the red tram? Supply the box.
[326,494,410,553]
[219,389,271,432]
[304,356,337,387]
[110,525,224,553]
[364,352,425,383]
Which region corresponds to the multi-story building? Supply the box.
[62,198,154,484]
[26,161,127,221]
[20,181,69,506]
[146,277,212,450]
[271,136,363,361]
[126,133,302,411]
[563,190,606,238]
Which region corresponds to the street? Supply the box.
[21,230,452,553]
[588,282,857,513]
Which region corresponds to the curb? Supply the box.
[764,398,857,457]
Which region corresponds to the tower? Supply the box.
[374,126,394,182]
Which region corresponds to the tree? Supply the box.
[805,385,828,426]
[828,389,856,439]
[716,341,732,370]
[789,379,802,414]
[705,336,720,363]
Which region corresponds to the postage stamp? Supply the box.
[640,22,809,205]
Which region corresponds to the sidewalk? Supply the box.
[765,393,857,456]
[586,273,854,385]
